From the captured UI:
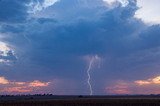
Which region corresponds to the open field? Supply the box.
[1,95,160,106]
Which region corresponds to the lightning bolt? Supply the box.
[87,56,95,95]
[86,55,101,95]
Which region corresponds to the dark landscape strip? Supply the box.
[1,99,160,106]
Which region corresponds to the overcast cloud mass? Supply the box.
[0,0,160,95]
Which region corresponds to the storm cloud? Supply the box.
[0,0,160,95]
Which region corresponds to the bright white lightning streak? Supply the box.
[87,56,95,95]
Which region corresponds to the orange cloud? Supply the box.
[29,80,50,87]
[106,80,131,94]
[3,87,33,93]
[106,75,160,95]
[0,77,9,84]
[0,76,50,93]
[13,82,26,85]
[135,76,160,85]
[134,80,150,85]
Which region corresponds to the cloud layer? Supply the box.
[106,76,160,94]
[0,76,50,94]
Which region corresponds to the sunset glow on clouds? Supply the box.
[0,77,50,94]
[29,80,50,87]
[135,76,160,85]
[0,77,9,84]
[106,80,131,94]
[106,76,160,94]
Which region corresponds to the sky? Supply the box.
[0,0,160,95]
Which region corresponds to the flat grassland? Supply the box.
[0,95,160,106]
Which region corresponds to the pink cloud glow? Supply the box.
[105,80,132,94]
[0,76,50,93]
[29,80,50,87]
[0,77,9,84]
[105,76,160,95]
[135,76,160,85]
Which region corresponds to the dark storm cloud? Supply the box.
[0,0,160,94]
[139,25,160,49]
[27,0,144,56]
[0,0,29,23]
